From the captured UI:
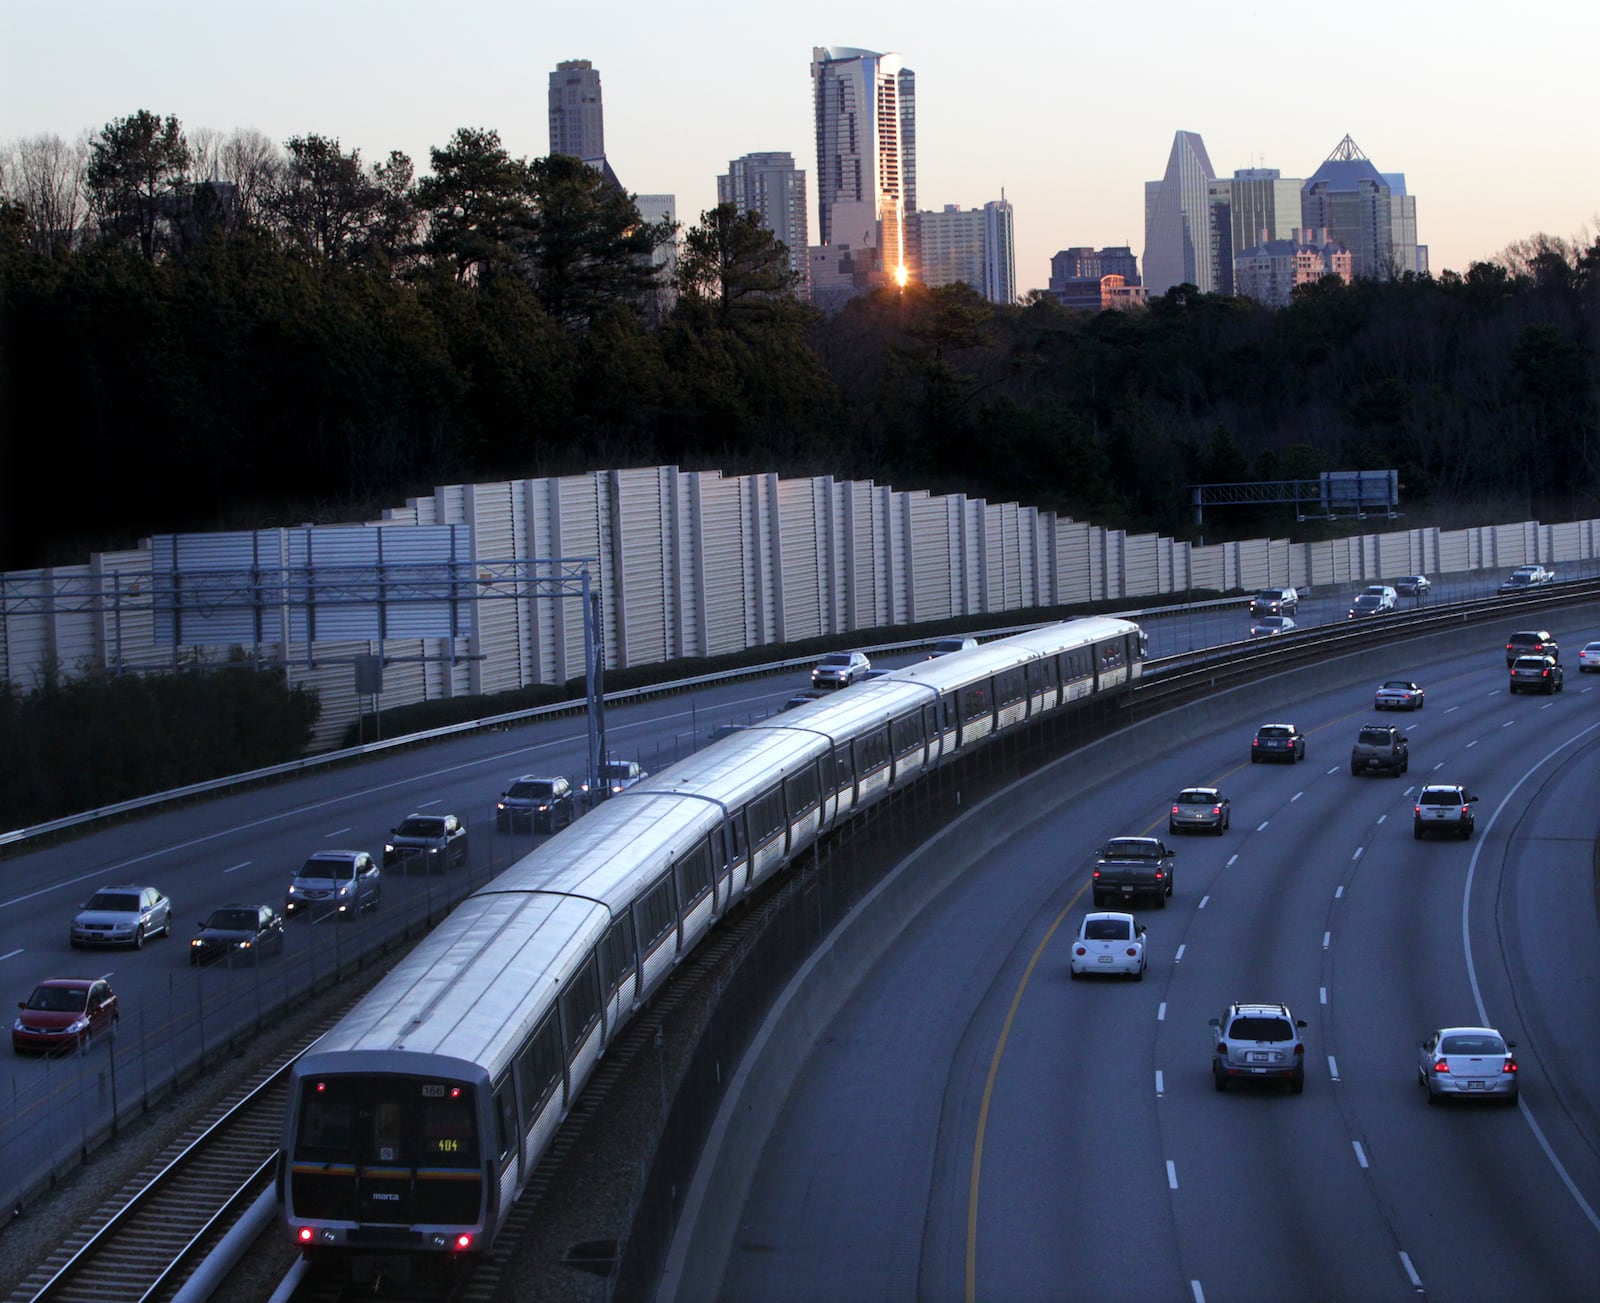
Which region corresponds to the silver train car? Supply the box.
[279,616,1144,1282]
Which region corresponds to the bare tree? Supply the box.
[219,128,283,229]
[5,132,89,255]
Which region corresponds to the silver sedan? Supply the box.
[1417,1027,1519,1105]
[1169,787,1230,835]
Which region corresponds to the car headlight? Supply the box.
[336,885,350,896]
[384,843,395,854]
[12,1019,23,1032]
[427,846,439,854]
[287,885,298,895]
[238,940,252,949]
[191,939,203,948]
[67,1017,89,1034]
[496,802,507,812]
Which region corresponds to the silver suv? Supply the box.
[284,850,381,920]
[1210,1002,1308,1094]
[1250,587,1298,617]
[1508,655,1563,695]
[1414,785,1479,840]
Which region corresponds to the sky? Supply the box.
[3,0,1597,292]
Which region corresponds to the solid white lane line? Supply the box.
[1399,1253,1422,1288]
[1328,1055,1340,1080]
[223,861,251,874]
[0,948,22,962]
[1352,1141,1368,1169]
[1166,1161,1178,1189]
[326,827,353,838]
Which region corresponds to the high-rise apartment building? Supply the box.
[1234,228,1353,306]
[718,151,810,289]
[1300,135,1424,281]
[1143,131,1217,296]
[1048,247,1141,310]
[810,46,918,290]
[549,60,605,162]
[918,199,1015,304]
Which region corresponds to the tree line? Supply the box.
[2,110,1597,576]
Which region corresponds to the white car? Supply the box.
[1417,1026,1518,1104]
[1069,912,1146,981]
[1374,679,1425,710]
[1579,641,1600,673]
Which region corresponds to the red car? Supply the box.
[12,978,119,1055]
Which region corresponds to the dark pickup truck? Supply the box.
[1090,836,1175,909]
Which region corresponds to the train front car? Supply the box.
[280,889,612,1285]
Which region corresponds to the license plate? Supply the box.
[1120,886,1135,895]
[1249,1052,1271,1063]
[1467,1080,1485,1090]
[1098,955,1113,964]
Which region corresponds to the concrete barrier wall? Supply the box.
[655,608,1600,1299]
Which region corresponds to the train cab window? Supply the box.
[1098,640,1126,671]
[516,1014,564,1118]
[493,1082,516,1163]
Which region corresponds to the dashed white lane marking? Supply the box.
[1433,761,1446,770]
[1351,847,1363,861]
[1320,987,1328,1004]
[223,861,251,874]
[1291,792,1302,802]
[1328,1055,1340,1081]
[414,798,441,809]
[1167,1160,1178,1189]
[1155,1070,1164,1095]
[1157,1003,1167,1021]
[1376,813,1386,824]
[1256,821,1269,832]
[0,948,22,962]
[1191,1282,1206,1303]
[1467,739,1478,747]
[326,827,353,838]
[1198,895,1210,909]
[1352,1141,1369,1169]
[1225,855,1238,867]
[1323,931,1332,949]
[1444,705,1458,713]
[1399,1252,1422,1288]
[1326,766,1339,775]
[1335,885,1344,898]
[1174,945,1186,964]
[1501,721,1515,729]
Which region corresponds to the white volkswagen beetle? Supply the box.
[1069,911,1147,981]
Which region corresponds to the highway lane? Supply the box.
[715,630,1600,1302]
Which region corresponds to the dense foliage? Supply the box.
[3,112,1597,571]
[0,655,320,830]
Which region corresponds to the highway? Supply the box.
[701,628,1600,1301]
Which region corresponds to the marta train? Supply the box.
[278,615,1145,1283]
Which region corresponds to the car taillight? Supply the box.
[1075,946,1087,956]
[1126,947,1138,957]
[1502,1060,1517,1074]
[1434,1059,1450,1073]
[1092,869,1101,880]
[1294,1043,1304,1056]
[1155,871,1165,881]
[1171,805,1180,815]
[1414,806,1423,816]
[1460,805,1470,816]
[1212,805,1222,815]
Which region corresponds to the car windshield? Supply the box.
[1229,1017,1293,1042]
[819,654,852,667]
[298,858,353,881]
[396,817,445,837]
[509,780,555,799]
[84,892,138,912]
[1084,919,1131,941]
[1441,1034,1505,1055]
[601,762,635,779]
[1354,595,1382,609]
[26,986,88,1012]
[206,909,259,930]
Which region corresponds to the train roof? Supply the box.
[305,891,610,1071]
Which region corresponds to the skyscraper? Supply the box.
[1143,130,1217,296]
[918,199,1015,304]
[718,151,810,287]
[549,60,605,162]
[810,46,918,287]
[1300,135,1424,280]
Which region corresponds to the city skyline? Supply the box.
[2,0,1595,299]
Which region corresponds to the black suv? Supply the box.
[1350,723,1408,777]
[384,812,469,871]
[497,775,576,832]
[1504,630,1558,666]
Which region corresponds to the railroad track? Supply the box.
[6,1018,343,1303]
